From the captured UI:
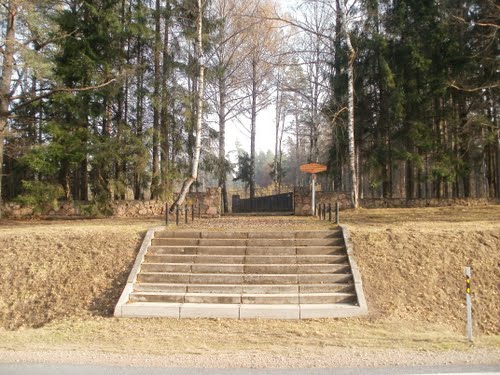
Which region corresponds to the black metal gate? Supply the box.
[232,192,294,213]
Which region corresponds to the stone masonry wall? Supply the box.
[294,189,498,216]
[2,187,222,219]
[294,191,352,216]
[112,188,222,218]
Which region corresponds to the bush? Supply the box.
[16,181,65,214]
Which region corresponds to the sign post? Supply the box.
[300,163,327,216]
[312,174,316,216]
[465,267,472,342]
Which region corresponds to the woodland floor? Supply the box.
[0,206,499,367]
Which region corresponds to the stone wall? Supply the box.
[1,187,222,219]
[294,189,498,216]
[294,191,352,216]
[1,202,36,218]
[112,187,222,218]
[361,197,498,209]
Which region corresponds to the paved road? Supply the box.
[0,364,498,375]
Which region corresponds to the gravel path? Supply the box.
[1,348,499,369]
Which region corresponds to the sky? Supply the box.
[222,0,299,160]
[225,107,279,157]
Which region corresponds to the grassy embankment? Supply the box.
[0,206,498,355]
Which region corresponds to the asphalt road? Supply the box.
[0,364,498,375]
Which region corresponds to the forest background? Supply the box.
[0,0,498,215]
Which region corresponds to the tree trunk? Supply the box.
[151,0,161,199]
[295,112,300,186]
[338,0,359,208]
[278,112,286,194]
[491,89,500,199]
[0,1,16,218]
[249,55,257,201]
[171,0,204,210]
[218,77,228,213]
[160,0,171,194]
[274,72,280,189]
[80,93,90,201]
[134,38,144,200]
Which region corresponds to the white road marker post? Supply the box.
[465,266,472,342]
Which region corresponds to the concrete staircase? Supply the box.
[115,227,367,319]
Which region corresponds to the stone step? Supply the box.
[129,291,356,304]
[154,230,343,240]
[133,283,355,294]
[147,246,346,256]
[115,227,368,320]
[118,302,364,319]
[246,255,348,264]
[140,263,350,274]
[150,238,344,247]
[137,272,353,284]
[143,254,348,264]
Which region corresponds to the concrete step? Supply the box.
[244,247,295,256]
[129,291,356,304]
[147,245,346,256]
[296,246,344,255]
[118,302,365,319]
[140,263,350,274]
[151,238,344,247]
[133,283,355,294]
[136,272,353,284]
[143,254,348,264]
[244,264,350,274]
[115,227,369,320]
[154,230,343,240]
[294,231,343,239]
[241,255,348,264]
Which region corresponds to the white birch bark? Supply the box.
[172,0,205,209]
[338,0,359,208]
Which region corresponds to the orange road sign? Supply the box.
[300,163,327,174]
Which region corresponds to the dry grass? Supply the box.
[0,219,159,329]
[1,317,498,355]
[0,206,498,355]
[342,206,500,335]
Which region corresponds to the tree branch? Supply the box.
[7,79,117,114]
[448,81,500,92]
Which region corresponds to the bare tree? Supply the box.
[267,0,359,208]
[243,0,282,200]
[207,0,255,213]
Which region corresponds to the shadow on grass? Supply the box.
[89,230,147,317]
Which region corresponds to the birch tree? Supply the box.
[171,0,206,208]
[336,0,358,208]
